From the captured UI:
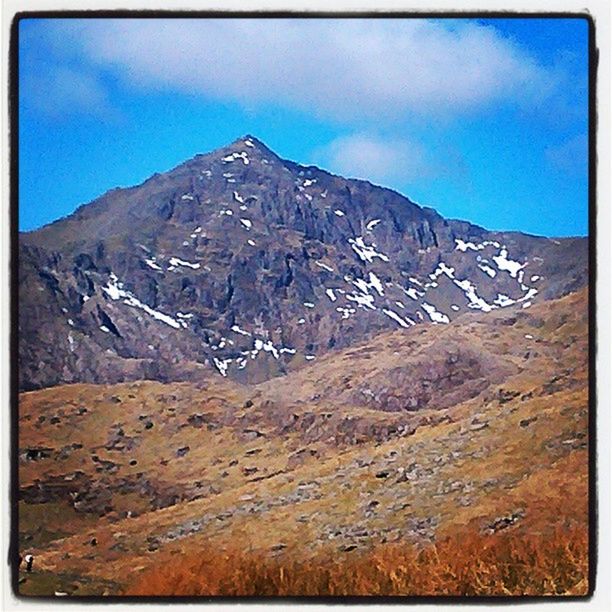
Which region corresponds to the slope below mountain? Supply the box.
[17,288,588,595]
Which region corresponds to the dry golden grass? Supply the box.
[19,289,589,597]
[125,525,588,597]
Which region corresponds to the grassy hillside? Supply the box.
[17,289,590,597]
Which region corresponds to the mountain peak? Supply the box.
[226,134,275,156]
[192,134,284,173]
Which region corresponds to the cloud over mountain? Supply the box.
[318,134,433,184]
[43,18,556,122]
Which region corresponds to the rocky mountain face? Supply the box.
[19,135,588,390]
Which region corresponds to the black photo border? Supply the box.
[7,9,599,605]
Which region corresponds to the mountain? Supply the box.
[17,135,590,595]
[18,135,588,391]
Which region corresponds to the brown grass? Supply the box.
[125,525,588,597]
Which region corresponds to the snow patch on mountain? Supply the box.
[368,272,385,296]
[145,258,163,271]
[315,261,334,272]
[103,274,182,329]
[429,262,455,282]
[231,324,251,336]
[421,302,450,324]
[492,248,524,278]
[478,263,497,278]
[347,292,376,310]
[348,237,389,263]
[213,357,232,376]
[383,308,414,328]
[453,278,494,312]
[336,306,356,319]
[222,151,250,165]
[454,238,501,252]
[169,257,200,270]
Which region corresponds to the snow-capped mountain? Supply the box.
[18,135,587,390]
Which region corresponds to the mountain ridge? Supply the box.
[21,134,433,250]
[21,134,583,241]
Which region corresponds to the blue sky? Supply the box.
[18,17,589,236]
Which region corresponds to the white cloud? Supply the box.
[315,133,474,190]
[318,134,433,184]
[44,18,557,122]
